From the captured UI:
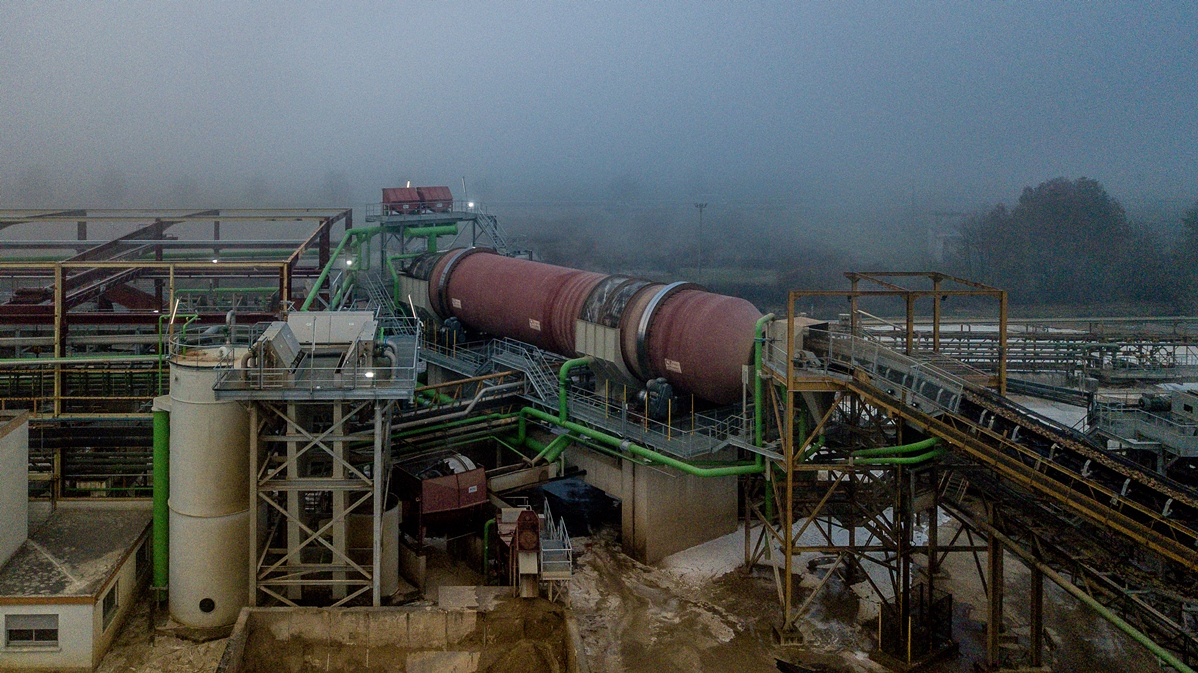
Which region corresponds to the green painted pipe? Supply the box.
[558,357,594,421]
[520,407,764,477]
[330,276,355,309]
[851,437,941,457]
[174,287,277,294]
[977,518,1196,673]
[754,313,774,448]
[300,226,388,311]
[856,447,946,465]
[152,409,169,592]
[392,412,518,439]
[482,518,496,582]
[405,224,459,238]
[417,389,456,406]
[537,431,577,463]
[0,354,162,366]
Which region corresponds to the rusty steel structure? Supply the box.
[0,208,350,496]
[739,286,1198,670]
[6,203,1198,670]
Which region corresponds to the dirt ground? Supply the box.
[94,600,227,673]
[569,523,1167,673]
[90,520,1169,673]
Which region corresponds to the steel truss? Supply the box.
[249,399,393,607]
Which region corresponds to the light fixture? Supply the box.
[345,259,354,267]
[364,370,375,378]
[211,258,219,264]
[467,201,475,209]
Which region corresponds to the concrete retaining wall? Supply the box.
[217,601,587,673]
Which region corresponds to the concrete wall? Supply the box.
[218,603,585,673]
[0,413,29,567]
[567,446,739,564]
[91,537,149,668]
[0,603,94,672]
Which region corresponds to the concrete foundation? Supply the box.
[566,446,738,564]
[216,595,586,673]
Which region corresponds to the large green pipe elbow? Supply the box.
[152,408,169,593]
[558,356,593,421]
[300,226,387,311]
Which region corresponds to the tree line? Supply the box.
[950,177,1197,310]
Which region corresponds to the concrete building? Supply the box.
[0,431,151,673]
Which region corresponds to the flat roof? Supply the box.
[0,505,150,600]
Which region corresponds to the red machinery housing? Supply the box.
[382,188,421,214]
[416,186,453,213]
[382,186,454,214]
[394,452,488,546]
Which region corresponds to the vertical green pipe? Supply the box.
[152,409,170,593]
[482,518,496,582]
[558,357,594,421]
[754,314,775,522]
[753,313,774,447]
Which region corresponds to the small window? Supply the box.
[1184,404,1193,414]
[136,540,150,577]
[102,581,119,630]
[5,614,58,648]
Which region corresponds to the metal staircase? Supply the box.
[490,339,560,403]
[472,213,514,255]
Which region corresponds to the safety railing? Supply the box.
[206,317,421,396]
[540,498,573,580]
[1091,402,1198,454]
[769,329,967,415]
[362,200,493,219]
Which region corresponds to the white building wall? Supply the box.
[0,414,29,567]
[0,603,94,672]
[91,539,147,668]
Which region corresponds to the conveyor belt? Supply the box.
[846,376,1198,570]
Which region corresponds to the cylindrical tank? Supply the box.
[429,248,606,354]
[168,348,250,628]
[411,249,763,405]
[168,509,249,627]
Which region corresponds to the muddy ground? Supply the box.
[569,523,1165,673]
[91,520,1165,672]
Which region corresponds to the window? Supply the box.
[102,581,119,630]
[136,539,150,578]
[5,614,58,648]
[1185,404,1194,414]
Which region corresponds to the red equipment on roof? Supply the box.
[416,186,453,213]
[382,188,421,214]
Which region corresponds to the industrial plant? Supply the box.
[2,193,1198,673]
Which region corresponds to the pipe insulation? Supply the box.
[406,248,764,404]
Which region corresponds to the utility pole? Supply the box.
[694,202,707,282]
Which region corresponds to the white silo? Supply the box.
[168,347,250,628]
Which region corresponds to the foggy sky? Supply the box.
[2,2,1196,220]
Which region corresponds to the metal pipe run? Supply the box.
[0,354,162,366]
[855,447,946,465]
[299,226,385,311]
[967,510,1196,673]
[152,407,169,595]
[850,437,941,457]
[754,313,774,448]
[518,406,763,477]
[558,357,593,421]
